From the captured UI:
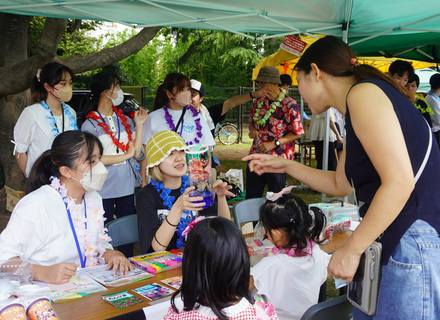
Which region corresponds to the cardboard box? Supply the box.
[5,186,25,212]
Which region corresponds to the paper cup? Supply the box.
[0,303,26,320]
[26,298,59,320]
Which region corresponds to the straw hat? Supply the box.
[146,130,187,168]
[255,66,282,84]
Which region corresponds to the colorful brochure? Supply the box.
[160,276,182,290]
[133,283,174,301]
[78,264,153,287]
[102,290,143,309]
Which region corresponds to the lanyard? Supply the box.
[65,199,87,268]
[97,110,121,153]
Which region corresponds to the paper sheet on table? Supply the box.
[143,295,183,319]
[349,221,360,231]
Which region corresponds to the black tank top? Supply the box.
[345,78,440,264]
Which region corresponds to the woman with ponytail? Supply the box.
[13,62,78,177]
[0,131,132,284]
[81,72,148,257]
[244,36,440,319]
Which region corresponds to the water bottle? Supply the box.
[0,260,33,285]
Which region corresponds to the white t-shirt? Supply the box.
[307,109,336,142]
[13,103,77,177]
[142,107,215,147]
[250,244,330,320]
[0,185,112,266]
[199,104,215,131]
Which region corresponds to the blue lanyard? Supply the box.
[96,110,121,153]
[428,91,440,102]
[65,199,87,268]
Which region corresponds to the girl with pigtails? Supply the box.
[13,62,78,177]
[249,189,330,320]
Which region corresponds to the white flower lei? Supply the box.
[50,176,111,267]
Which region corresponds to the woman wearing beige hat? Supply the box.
[136,130,234,253]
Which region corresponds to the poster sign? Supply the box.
[280,36,307,57]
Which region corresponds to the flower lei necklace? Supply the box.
[163,105,203,145]
[253,88,287,126]
[151,175,193,248]
[264,239,315,258]
[41,100,78,137]
[413,93,434,115]
[50,176,111,267]
[86,107,133,152]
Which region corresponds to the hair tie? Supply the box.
[36,69,42,82]
[266,185,294,201]
[350,58,360,67]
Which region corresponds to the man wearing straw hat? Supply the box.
[246,66,304,199]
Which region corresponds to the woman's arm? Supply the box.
[33,262,77,284]
[151,186,205,252]
[132,109,148,158]
[101,146,135,166]
[15,152,28,176]
[328,83,415,282]
[212,180,235,220]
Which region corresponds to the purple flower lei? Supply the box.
[163,105,203,145]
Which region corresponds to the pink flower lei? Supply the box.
[49,176,111,267]
[163,105,203,145]
[264,239,315,258]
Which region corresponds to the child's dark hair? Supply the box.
[153,73,191,111]
[408,74,420,88]
[170,217,250,320]
[26,131,103,194]
[388,60,415,79]
[294,36,412,100]
[260,193,326,255]
[30,62,73,104]
[82,72,121,122]
[280,74,292,86]
[430,73,440,91]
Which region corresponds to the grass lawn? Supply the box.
[213,132,341,300]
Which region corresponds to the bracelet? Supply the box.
[154,234,167,248]
[249,92,254,99]
[165,216,179,227]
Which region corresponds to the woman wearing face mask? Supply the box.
[81,72,148,257]
[140,73,215,185]
[0,131,132,284]
[12,62,79,177]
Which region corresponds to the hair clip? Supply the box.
[36,69,42,82]
[266,185,294,201]
[182,216,216,236]
[350,58,360,67]
[290,219,295,224]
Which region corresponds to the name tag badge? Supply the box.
[182,123,195,133]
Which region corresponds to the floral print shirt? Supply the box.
[248,92,304,160]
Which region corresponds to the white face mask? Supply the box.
[107,89,124,106]
[71,162,109,192]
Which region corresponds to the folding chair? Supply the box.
[105,214,139,247]
[232,198,266,229]
[300,294,353,320]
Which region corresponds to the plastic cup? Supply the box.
[185,144,213,209]
[0,303,26,320]
[26,298,59,320]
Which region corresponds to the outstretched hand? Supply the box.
[105,250,133,276]
[212,180,235,198]
[242,154,288,175]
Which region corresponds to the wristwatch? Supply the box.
[274,139,281,148]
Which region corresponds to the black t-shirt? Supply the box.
[208,103,226,137]
[136,183,218,253]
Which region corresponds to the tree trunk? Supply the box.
[0,13,33,189]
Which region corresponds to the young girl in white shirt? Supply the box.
[0,131,131,284]
[13,62,78,177]
[250,191,330,320]
[164,216,279,320]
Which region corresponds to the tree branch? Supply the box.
[57,26,161,74]
[0,17,68,96]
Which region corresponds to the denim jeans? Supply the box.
[354,220,440,320]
